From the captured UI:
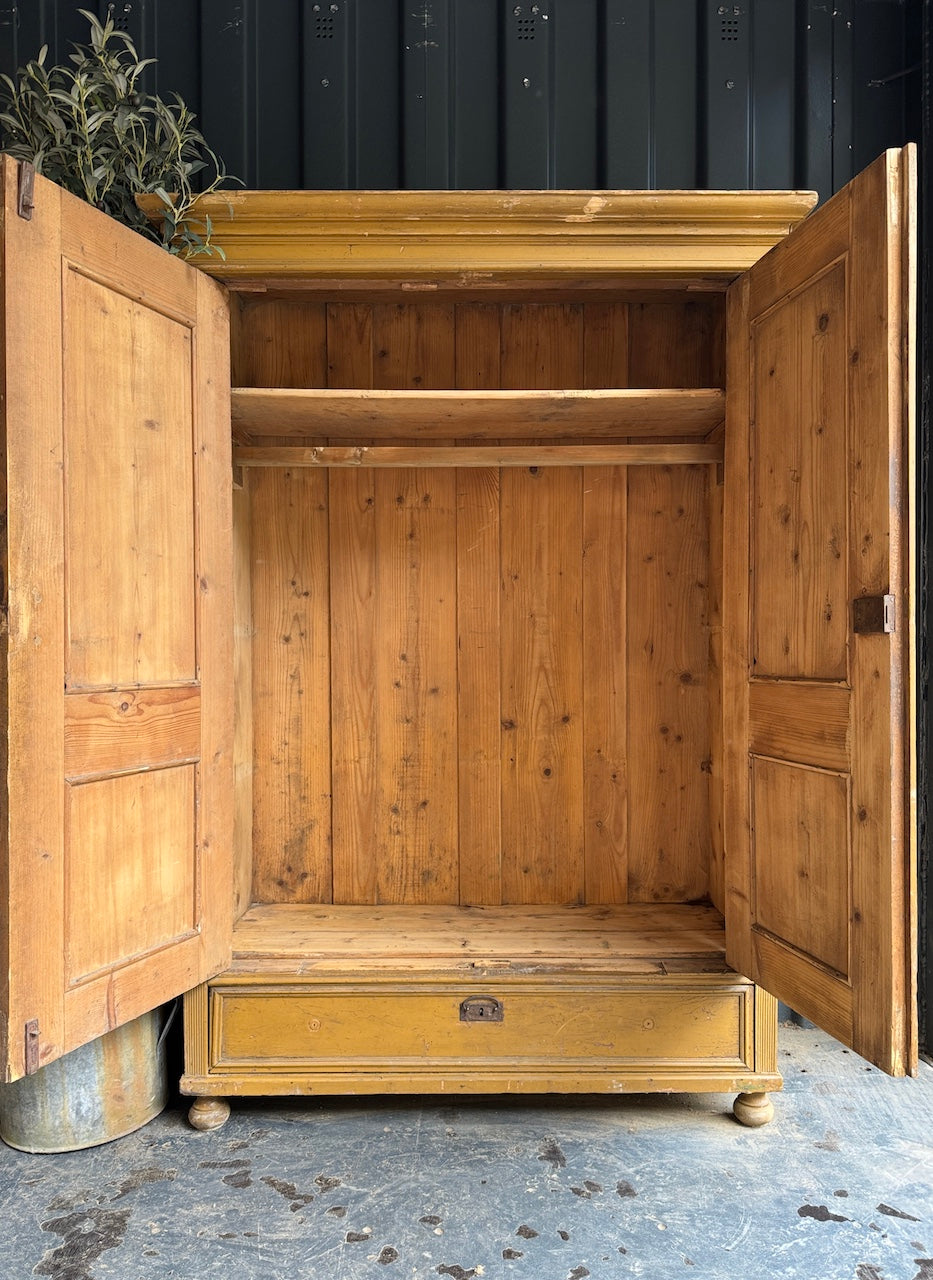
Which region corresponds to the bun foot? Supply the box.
[732,1091,774,1127]
[188,1096,231,1132]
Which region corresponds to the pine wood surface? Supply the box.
[63,687,201,780]
[231,387,726,441]
[233,442,724,468]
[0,160,234,1081]
[237,299,718,909]
[229,903,726,970]
[723,148,916,1075]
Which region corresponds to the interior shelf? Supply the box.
[233,440,724,468]
[228,903,729,976]
[231,386,726,442]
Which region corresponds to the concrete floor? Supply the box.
[1,1024,931,1280]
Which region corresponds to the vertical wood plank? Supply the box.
[500,303,585,905]
[582,467,628,902]
[329,469,378,904]
[193,272,235,971]
[500,468,585,905]
[1,162,65,1077]
[232,480,254,919]
[750,264,848,681]
[456,468,502,905]
[232,299,328,388]
[373,469,459,904]
[583,302,630,389]
[327,302,376,904]
[707,470,725,913]
[849,150,915,1071]
[63,274,196,688]
[454,304,502,397]
[455,303,503,905]
[722,273,754,980]
[373,303,456,393]
[250,467,332,903]
[501,303,585,393]
[628,298,725,389]
[65,768,197,982]
[326,304,374,391]
[626,465,710,902]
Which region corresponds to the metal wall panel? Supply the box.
[0,0,916,200]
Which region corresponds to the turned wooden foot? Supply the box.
[188,1096,231,1132]
[732,1091,774,1127]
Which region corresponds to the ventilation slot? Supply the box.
[315,15,335,39]
[516,16,536,41]
[720,16,740,42]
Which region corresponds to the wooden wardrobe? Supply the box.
[0,148,917,1132]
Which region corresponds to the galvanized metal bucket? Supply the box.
[0,1006,171,1153]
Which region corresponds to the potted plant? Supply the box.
[0,7,231,257]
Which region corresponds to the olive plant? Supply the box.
[0,8,231,257]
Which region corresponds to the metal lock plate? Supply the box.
[459,995,504,1023]
[852,594,895,635]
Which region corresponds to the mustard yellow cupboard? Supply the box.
[0,148,917,1131]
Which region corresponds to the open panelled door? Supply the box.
[0,160,234,1081]
[724,147,917,1075]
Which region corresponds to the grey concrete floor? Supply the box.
[0,1024,931,1280]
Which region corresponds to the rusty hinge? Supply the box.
[17,161,35,220]
[853,594,896,635]
[24,1018,39,1074]
[459,995,504,1023]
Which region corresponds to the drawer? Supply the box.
[208,979,753,1073]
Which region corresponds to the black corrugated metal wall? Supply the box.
[0,1,917,200]
[0,0,927,1058]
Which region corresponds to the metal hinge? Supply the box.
[852,594,896,635]
[17,161,35,220]
[24,1019,39,1074]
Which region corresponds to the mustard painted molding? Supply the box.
[147,189,819,287]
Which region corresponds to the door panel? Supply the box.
[63,270,197,688]
[724,147,916,1074]
[0,161,234,1081]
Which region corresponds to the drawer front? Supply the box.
[209,981,752,1072]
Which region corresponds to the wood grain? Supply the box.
[707,472,725,912]
[848,149,915,1073]
[231,901,727,964]
[231,386,727,440]
[751,756,851,976]
[63,270,196,688]
[1,160,66,1077]
[725,148,916,1076]
[231,299,327,389]
[627,466,711,902]
[750,261,848,680]
[65,767,196,983]
[234,441,724,468]
[192,271,235,976]
[582,467,628,902]
[372,469,459,903]
[500,468,585,904]
[456,468,502,905]
[64,686,200,779]
[250,466,332,903]
[329,470,378,903]
[628,297,725,388]
[232,482,254,919]
[749,681,850,771]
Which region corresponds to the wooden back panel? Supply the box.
[234,298,719,907]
